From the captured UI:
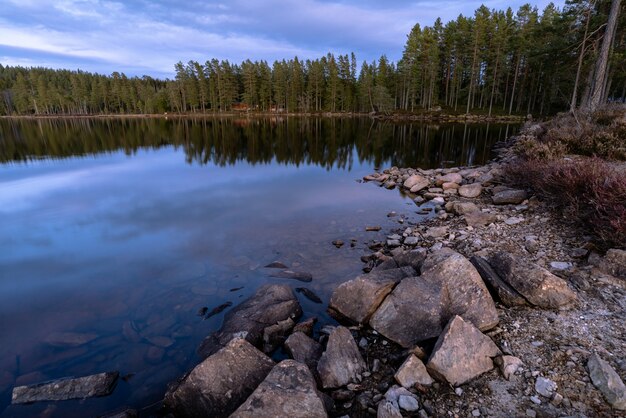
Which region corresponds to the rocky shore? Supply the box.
[10,125,625,417]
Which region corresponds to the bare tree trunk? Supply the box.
[571,3,592,112]
[588,0,622,111]
[508,54,521,115]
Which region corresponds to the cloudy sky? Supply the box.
[1,0,565,79]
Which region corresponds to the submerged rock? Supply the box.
[198,284,302,357]
[426,316,501,386]
[12,372,119,404]
[269,270,313,282]
[230,360,327,418]
[317,326,367,389]
[165,338,274,418]
[488,252,577,309]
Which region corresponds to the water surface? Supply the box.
[0,117,516,417]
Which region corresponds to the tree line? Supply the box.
[0,0,623,117]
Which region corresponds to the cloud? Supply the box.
[0,0,566,77]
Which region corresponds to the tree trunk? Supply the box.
[571,4,592,113]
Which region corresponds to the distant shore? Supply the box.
[0,111,526,123]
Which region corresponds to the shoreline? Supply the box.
[0,111,526,123]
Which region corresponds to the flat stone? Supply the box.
[198,284,302,357]
[445,201,479,215]
[426,316,501,386]
[587,353,626,410]
[504,216,524,225]
[230,360,327,418]
[369,277,446,347]
[550,261,573,271]
[12,372,119,404]
[435,173,462,186]
[420,250,499,331]
[488,252,577,309]
[394,354,434,387]
[404,236,419,246]
[535,377,557,397]
[458,183,482,198]
[404,174,430,193]
[492,189,527,205]
[464,211,497,227]
[284,332,323,370]
[329,267,414,324]
[317,326,367,388]
[494,355,523,380]
[441,182,459,190]
[470,256,527,307]
[398,394,420,411]
[165,338,274,418]
[425,226,448,238]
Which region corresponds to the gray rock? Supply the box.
[317,326,367,388]
[263,317,295,353]
[404,174,430,193]
[549,261,573,271]
[329,267,414,324]
[458,183,482,198]
[393,248,427,271]
[495,355,523,380]
[420,250,499,332]
[535,377,557,397]
[230,360,328,418]
[464,211,497,227]
[404,236,419,246]
[504,216,524,225]
[425,226,448,238]
[378,400,402,418]
[394,354,434,387]
[470,256,527,307]
[12,372,119,404]
[198,284,302,357]
[284,332,323,370]
[426,316,501,386]
[492,189,527,205]
[398,394,420,411]
[165,338,274,418]
[369,277,446,347]
[587,353,626,410]
[488,252,577,309]
[387,239,401,248]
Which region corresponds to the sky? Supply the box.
[1,0,565,79]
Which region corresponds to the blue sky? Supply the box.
[1,0,565,79]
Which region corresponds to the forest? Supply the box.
[0,0,624,117]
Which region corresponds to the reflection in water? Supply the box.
[0,117,514,169]
[0,118,517,417]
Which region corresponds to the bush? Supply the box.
[506,158,626,249]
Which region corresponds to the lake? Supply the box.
[0,117,517,417]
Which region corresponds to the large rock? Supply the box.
[420,250,499,331]
[458,183,482,198]
[403,174,430,193]
[492,189,527,205]
[317,326,367,388]
[165,338,274,418]
[284,332,323,370]
[464,211,497,227]
[393,249,427,272]
[445,201,480,215]
[12,372,118,404]
[587,354,626,410]
[198,284,302,357]
[369,277,446,346]
[470,256,527,307]
[230,360,328,418]
[328,267,414,324]
[435,173,462,186]
[600,249,626,279]
[426,316,501,386]
[394,354,434,387]
[488,252,577,309]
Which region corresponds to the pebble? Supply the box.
[526,409,537,417]
[550,261,573,270]
[505,216,524,225]
[472,409,481,417]
[530,395,541,405]
[455,388,463,396]
[531,341,544,347]
[535,377,557,397]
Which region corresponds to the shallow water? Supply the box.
[0,117,517,417]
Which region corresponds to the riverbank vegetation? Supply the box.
[1,1,624,117]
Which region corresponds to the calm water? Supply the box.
[0,117,517,417]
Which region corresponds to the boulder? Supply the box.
[369,277,446,346]
[263,317,295,353]
[464,211,497,227]
[445,201,480,215]
[12,372,118,404]
[426,316,501,386]
[458,183,482,198]
[328,267,414,324]
[198,284,302,357]
[394,354,434,387]
[435,173,463,186]
[492,189,527,205]
[284,332,323,370]
[404,174,430,193]
[488,252,577,309]
[165,338,274,418]
[470,256,527,307]
[421,250,499,331]
[587,354,626,410]
[230,360,328,418]
[393,248,427,272]
[317,326,367,388]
